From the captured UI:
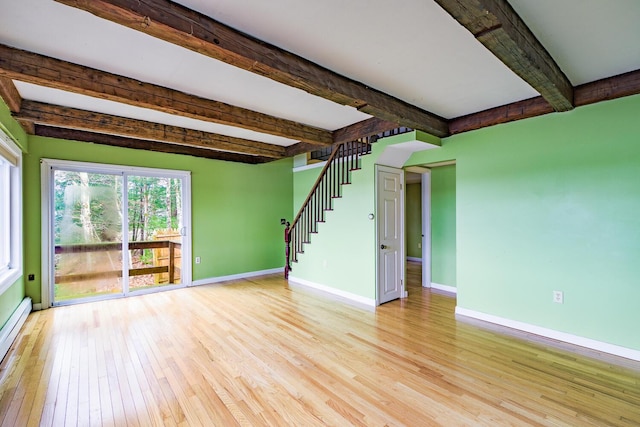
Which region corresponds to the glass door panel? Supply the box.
[53,170,124,303]
[127,175,183,292]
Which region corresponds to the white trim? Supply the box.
[0,126,22,297]
[455,307,640,362]
[122,174,131,294]
[404,166,430,174]
[40,161,52,308]
[32,303,42,311]
[191,268,283,287]
[293,161,327,172]
[0,297,31,362]
[421,171,432,288]
[0,131,19,166]
[406,257,422,263]
[288,276,376,308]
[39,158,190,178]
[293,155,365,173]
[179,175,193,288]
[0,271,21,297]
[431,282,457,294]
[423,160,457,168]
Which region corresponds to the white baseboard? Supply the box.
[288,276,376,309]
[32,303,42,311]
[406,257,422,263]
[431,282,457,294]
[0,297,32,362]
[455,307,640,362]
[191,268,283,287]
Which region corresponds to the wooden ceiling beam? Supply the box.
[34,125,271,164]
[0,77,21,113]
[15,100,287,158]
[449,96,552,134]
[0,77,37,134]
[55,0,449,137]
[574,68,640,107]
[284,143,321,158]
[286,117,403,157]
[449,68,640,135]
[332,117,400,145]
[434,0,574,112]
[0,43,331,145]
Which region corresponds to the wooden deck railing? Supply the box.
[54,240,182,284]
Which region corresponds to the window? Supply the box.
[0,126,22,295]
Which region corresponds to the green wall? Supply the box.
[0,100,27,152]
[23,136,293,303]
[0,100,26,330]
[291,138,407,301]
[431,165,456,286]
[0,280,23,330]
[406,94,640,351]
[405,183,422,259]
[291,150,376,300]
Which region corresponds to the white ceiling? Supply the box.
[1,0,639,151]
[182,0,539,118]
[509,0,640,85]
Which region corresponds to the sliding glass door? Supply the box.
[44,160,191,306]
[53,170,124,302]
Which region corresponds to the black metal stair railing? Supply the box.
[282,126,413,278]
[284,139,371,278]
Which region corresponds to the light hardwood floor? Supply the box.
[1,262,639,426]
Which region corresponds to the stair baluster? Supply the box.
[284,140,371,278]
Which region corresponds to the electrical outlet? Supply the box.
[553,290,564,304]
[195,256,201,264]
[418,243,421,249]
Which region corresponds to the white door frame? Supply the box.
[414,161,456,289]
[40,159,192,308]
[421,170,432,288]
[375,165,405,305]
[405,166,432,289]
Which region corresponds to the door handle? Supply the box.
[380,244,388,250]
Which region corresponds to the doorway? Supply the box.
[41,160,191,307]
[405,163,456,292]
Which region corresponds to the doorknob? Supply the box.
[380,244,388,249]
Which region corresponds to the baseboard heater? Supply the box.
[0,297,32,363]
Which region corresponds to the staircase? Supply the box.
[284,127,411,278]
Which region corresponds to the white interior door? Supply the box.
[377,165,404,304]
